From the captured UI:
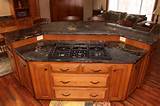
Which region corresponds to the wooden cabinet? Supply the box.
[7,0,40,29]
[29,62,110,100]
[29,62,52,99]
[16,17,33,29]
[82,63,111,73]
[52,74,109,87]
[11,53,148,101]
[54,87,107,100]
[12,0,40,19]
[137,54,150,86]
[28,62,144,101]
[109,64,133,101]
[50,63,110,100]
[16,56,33,94]
[128,60,142,95]
[50,63,81,73]
[7,50,19,81]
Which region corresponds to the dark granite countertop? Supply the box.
[4,22,157,45]
[16,40,146,63]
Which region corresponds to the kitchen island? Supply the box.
[4,22,158,101]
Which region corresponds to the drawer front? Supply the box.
[53,74,109,87]
[51,63,81,73]
[83,64,111,73]
[54,87,107,99]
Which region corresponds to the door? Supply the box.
[50,0,83,21]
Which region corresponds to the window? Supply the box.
[108,0,156,21]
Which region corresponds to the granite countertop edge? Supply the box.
[4,22,158,45]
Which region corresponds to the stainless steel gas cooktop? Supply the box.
[48,41,112,61]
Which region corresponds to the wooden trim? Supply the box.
[44,34,150,50]
[12,37,37,48]
[44,34,120,41]
[151,0,158,21]
[106,0,109,11]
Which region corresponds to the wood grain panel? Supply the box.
[82,63,111,73]
[29,62,52,99]
[50,63,81,73]
[50,0,83,21]
[44,34,120,41]
[52,74,108,87]
[12,37,37,48]
[54,87,107,100]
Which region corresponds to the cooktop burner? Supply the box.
[48,41,112,61]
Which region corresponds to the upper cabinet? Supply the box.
[12,0,40,19]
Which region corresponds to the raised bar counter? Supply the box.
[5,22,157,44]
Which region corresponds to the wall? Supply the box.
[0,0,11,16]
[38,0,51,20]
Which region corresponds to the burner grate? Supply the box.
[48,41,112,61]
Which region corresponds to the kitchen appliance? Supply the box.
[48,41,112,61]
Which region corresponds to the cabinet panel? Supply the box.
[29,62,52,99]
[51,63,81,73]
[16,17,32,29]
[16,56,33,94]
[128,60,142,95]
[109,64,132,100]
[52,74,109,87]
[83,64,111,73]
[54,87,107,100]
[7,50,19,81]
[137,54,150,86]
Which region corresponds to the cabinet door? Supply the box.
[109,64,132,101]
[128,60,142,95]
[137,54,150,86]
[7,50,19,81]
[29,62,52,99]
[17,56,33,95]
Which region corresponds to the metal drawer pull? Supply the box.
[60,81,70,84]
[93,69,102,72]
[89,94,98,97]
[60,68,69,72]
[62,93,71,96]
[90,81,100,84]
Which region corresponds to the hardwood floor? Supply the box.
[0,42,160,106]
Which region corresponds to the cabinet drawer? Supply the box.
[54,87,107,100]
[52,74,109,87]
[51,63,81,73]
[83,64,111,73]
